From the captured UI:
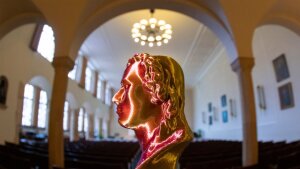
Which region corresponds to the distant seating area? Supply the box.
[0,140,140,169]
[1,139,300,169]
[179,140,300,169]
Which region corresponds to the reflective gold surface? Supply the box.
[113,53,193,169]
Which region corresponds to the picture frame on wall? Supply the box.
[278,82,295,110]
[202,112,206,124]
[222,110,228,123]
[256,85,266,110]
[209,115,213,125]
[213,106,218,121]
[272,54,290,82]
[208,102,212,112]
[221,94,227,107]
[229,99,237,118]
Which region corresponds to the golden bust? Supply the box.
[113,53,193,169]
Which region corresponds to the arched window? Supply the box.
[96,77,102,99]
[21,84,35,126]
[63,101,69,130]
[84,113,88,133]
[68,57,79,80]
[85,66,92,91]
[0,76,8,106]
[31,24,55,62]
[37,90,47,128]
[78,108,84,132]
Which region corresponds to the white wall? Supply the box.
[184,89,194,129]
[252,25,300,142]
[192,25,300,142]
[0,24,110,144]
[192,48,242,140]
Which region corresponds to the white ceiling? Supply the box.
[80,9,222,91]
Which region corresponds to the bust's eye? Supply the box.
[124,84,130,90]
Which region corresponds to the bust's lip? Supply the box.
[116,107,123,116]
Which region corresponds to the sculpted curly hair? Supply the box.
[127,53,185,130]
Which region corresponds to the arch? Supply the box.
[82,101,94,115]
[257,0,300,38]
[0,75,9,105]
[0,0,46,40]
[71,0,236,61]
[66,92,79,110]
[28,75,52,98]
[259,13,300,37]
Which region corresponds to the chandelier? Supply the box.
[131,9,172,47]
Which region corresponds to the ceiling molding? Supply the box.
[182,24,206,69]
[193,41,225,86]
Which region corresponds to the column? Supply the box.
[93,71,99,97]
[48,56,74,169]
[101,80,106,103]
[15,82,25,143]
[231,57,258,166]
[70,108,80,142]
[79,56,87,89]
[32,87,41,127]
[87,114,94,140]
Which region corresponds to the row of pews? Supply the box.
[179,140,300,169]
[0,139,140,169]
[1,139,300,169]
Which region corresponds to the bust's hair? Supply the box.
[127,53,185,129]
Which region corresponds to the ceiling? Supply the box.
[80,9,222,91]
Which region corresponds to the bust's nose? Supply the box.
[112,88,125,105]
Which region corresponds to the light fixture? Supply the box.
[131,9,172,47]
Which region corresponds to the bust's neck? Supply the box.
[135,126,185,169]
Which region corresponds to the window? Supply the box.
[68,58,78,80]
[37,25,55,62]
[37,90,47,128]
[22,84,35,126]
[96,78,102,99]
[85,66,92,91]
[78,108,84,132]
[105,87,112,106]
[84,113,88,133]
[63,101,69,130]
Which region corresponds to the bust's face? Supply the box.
[113,62,162,128]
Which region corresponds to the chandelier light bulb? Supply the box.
[156,36,162,41]
[149,18,157,24]
[165,29,172,34]
[131,10,172,47]
[148,36,155,42]
[158,20,165,25]
[134,23,140,28]
[150,24,155,29]
[140,19,148,25]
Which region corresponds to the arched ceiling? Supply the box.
[80,9,222,90]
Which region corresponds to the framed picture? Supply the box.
[222,110,228,123]
[0,75,8,107]
[208,102,212,112]
[213,106,218,121]
[221,94,227,107]
[202,112,206,124]
[273,54,290,82]
[278,82,294,110]
[209,115,213,125]
[229,99,237,118]
[256,85,266,110]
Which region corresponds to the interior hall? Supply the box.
[1,0,300,169]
